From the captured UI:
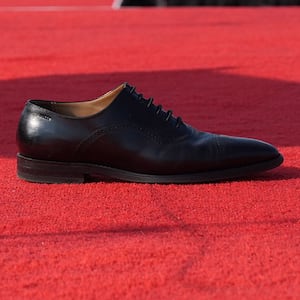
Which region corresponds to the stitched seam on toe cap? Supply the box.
[214,135,224,162]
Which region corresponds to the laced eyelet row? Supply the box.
[129,86,182,128]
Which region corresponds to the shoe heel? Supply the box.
[17,154,85,183]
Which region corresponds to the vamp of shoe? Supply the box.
[16,83,283,183]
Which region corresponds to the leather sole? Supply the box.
[17,153,284,184]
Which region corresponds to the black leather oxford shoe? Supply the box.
[16,83,283,183]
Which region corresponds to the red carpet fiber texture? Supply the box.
[0,2,299,299]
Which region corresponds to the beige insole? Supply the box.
[53,83,125,117]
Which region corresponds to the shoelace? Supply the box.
[129,86,183,128]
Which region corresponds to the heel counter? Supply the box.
[16,102,29,154]
[16,101,41,156]
[16,101,74,161]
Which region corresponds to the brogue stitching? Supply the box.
[74,123,180,155]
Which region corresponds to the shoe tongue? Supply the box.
[124,82,132,89]
[123,82,134,93]
[122,82,140,100]
[105,83,139,107]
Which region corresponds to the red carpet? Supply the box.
[0,3,299,299]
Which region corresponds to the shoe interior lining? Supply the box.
[50,84,125,117]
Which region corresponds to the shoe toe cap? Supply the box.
[215,135,282,168]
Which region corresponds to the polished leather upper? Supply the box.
[17,83,280,175]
